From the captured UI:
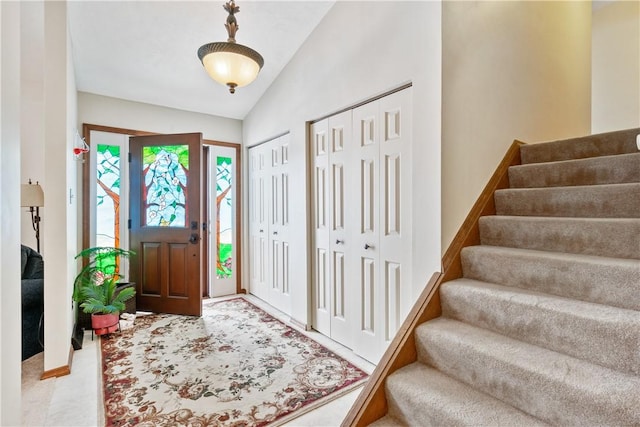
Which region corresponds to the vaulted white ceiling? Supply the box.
[68,1,335,120]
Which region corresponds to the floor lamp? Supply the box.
[21,180,45,253]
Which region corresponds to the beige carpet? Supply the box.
[22,353,55,426]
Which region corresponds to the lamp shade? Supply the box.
[21,183,44,207]
[198,41,264,93]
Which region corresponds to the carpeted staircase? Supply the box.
[371,129,640,426]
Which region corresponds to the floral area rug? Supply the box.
[101,297,368,426]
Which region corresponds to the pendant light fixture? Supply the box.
[197,0,264,94]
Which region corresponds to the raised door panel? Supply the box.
[140,242,162,296]
[167,243,188,297]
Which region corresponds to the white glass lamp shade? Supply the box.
[198,42,264,93]
[21,183,44,207]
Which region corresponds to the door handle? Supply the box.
[259,229,264,233]
[336,239,344,244]
[273,231,278,235]
[189,233,199,244]
[364,243,374,250]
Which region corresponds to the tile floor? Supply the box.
[22,294,376,426]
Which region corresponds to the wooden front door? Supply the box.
[129,133,203,316]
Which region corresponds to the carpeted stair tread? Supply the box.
[460,245,640,311]
[415,318,640,426]
[368,414,405,427]
[440,278,640,375]
[383,363,547,427]
[494,182,640,218]
[479,215,640,259]
[509,152,640,188]
[520,128,639,164]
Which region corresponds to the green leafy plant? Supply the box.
[73,247,136,314]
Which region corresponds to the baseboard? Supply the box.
[289,317,309,331]
[40,345,74,380]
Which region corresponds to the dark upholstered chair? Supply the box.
[21,245,44,361]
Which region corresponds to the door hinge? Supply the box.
[128,152,131,162]
[128,219,131,229]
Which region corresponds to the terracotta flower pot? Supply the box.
[91,312,120,335]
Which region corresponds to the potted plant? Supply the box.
[73,247,136,336]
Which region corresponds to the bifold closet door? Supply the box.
[377,91,412,353]
[310,111,353,345]
[267,134,291,315]
[311,88,411,363]
[248,144,269,301]
[352,89,412,363]
[248,135,292,316]
[311,119,331,336]
[327,112,353,346]
[351,100,381,362]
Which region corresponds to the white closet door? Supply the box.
[268,134,292,314]
[248,144,269,301]
[309,88,412,363]
[378,90,412,350]
[352,101,382,362]
[311,119,331,336]
[328,110,354,346]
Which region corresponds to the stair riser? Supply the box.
[509,152,640,188]
[385,364,546,427]
[441,280,640,375]
[368,415,404,427]
[461,246,640,311]
[386,381,443,427]
[520,128,640,164]
[479,216,640,259]
[494,183,640,218]
[416,321,640,425]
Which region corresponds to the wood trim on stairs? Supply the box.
[342,139,525,427]
[441,140,524,281]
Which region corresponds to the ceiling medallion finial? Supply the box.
[197,0,264,94]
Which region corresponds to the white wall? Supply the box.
[441,1,592,250]
[1,2,23,424]
[20,1,45,251]
[66,2,79,362]
[42,0,77,373]
[77,92,242,143]
[592,1,640,133]
[243,1,442,326]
